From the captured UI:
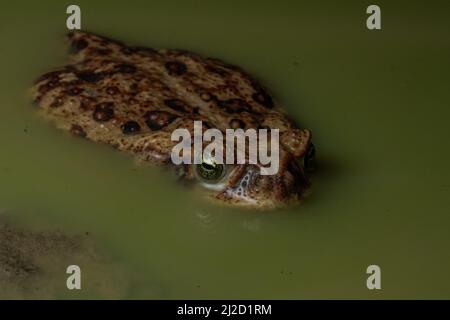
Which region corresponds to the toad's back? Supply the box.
[31,31,313,208]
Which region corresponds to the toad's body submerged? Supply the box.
[31,31,314,208]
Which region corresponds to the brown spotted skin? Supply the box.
[31,31,313,209]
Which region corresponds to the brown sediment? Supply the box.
[0,217,129,299]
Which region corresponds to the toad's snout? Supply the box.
[217,152,311,207]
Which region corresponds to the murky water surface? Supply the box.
[0,1,449,298]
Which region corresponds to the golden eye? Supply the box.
[196,161,225,182]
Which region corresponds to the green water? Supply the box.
[1,0,449,299]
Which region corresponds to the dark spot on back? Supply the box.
[252,85,274,108]
[79,96,96,110]
[145,111,177,130]
[114,63,137,74]
[217,99,252,114]
[121,121,141,135]
[165,61,187,76]
[96,48,112,55]
[50,96,65,108]
[66,86,84,96]
[121,46,158,56]
[77,71,106,83]
[34,70,63,84]
[70,124,86,138]
[134,46,158,55]
[37,83,51,95]
[47,77,60,88]
[129,83,139,93]
[164,99,192,113]
[201,121,212,129]
[36,77,60,96]
[93,102,114,122]
[70,39,88,53]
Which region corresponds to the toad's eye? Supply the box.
[303,143,316,172]
[195,161,225,182]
